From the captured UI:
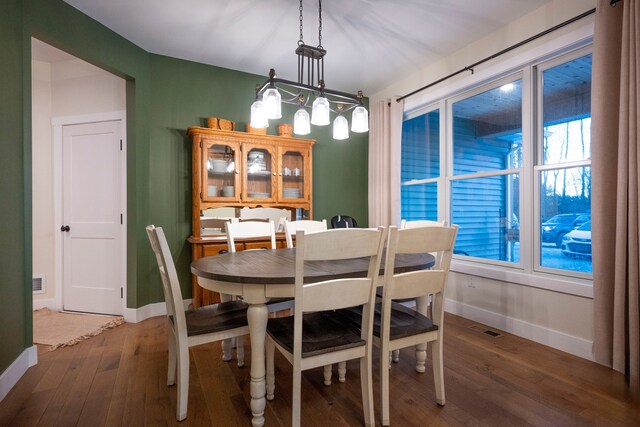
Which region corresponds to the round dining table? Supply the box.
[191,248,434,427]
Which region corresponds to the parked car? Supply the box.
[542,213,590,247]
[561,220,592,258]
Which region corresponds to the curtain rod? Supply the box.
[395,7,597,103]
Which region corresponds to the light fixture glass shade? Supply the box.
[351,105,369,132]
[263,87,282,119]
[293,108,311,135]
[250,100,269,128]
[311,96,330,126]
[332,115,349,140]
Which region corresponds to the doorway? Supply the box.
[32,39,127,315]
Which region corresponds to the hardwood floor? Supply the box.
[2,313,639,426]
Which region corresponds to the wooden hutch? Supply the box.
[187,126,315,307]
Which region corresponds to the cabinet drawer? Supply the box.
[202,243,231,257]
[243,240,273,251]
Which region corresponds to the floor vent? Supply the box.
[32,274,46,294]
[468,324,503,338]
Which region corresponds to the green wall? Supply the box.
[1,0,368,374]
[0,0,29,373]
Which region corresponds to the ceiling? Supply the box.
[58,0,552,95]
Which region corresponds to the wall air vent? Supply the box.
[32,274,46,294]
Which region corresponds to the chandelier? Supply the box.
[250,0,369,140]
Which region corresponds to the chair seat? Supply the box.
[338,301,438,341]
[180,300,249,336]
[267,312,365,358]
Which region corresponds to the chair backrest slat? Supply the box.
[226,220,276,253]
[400,219,446,229]
[283,219,327,248]
[240,207,290,231]
[302,278,373,313]
[301,229,381,261]
[390,270,447,301]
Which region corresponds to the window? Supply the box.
[450,79,522,263]
[401,46,592,289]
[401,109,440,221]
[537,54,592,274]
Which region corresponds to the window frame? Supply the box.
[533,46,593,280]
[402,102,447,222]
[400,31,594,298]
[445,72,526,268]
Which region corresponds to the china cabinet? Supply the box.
[187,126,315,306]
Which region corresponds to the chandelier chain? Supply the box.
[298,0,304,45]
[318,0,323,48]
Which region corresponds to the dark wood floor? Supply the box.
[1,313,639,426]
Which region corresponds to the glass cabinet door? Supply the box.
[244,145,276,201]
[279,147,307,201]
[202,141,240,201]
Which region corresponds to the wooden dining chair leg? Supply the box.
[167,325,177,386]
[433,339,446,406]
[360,354,375,427]
[292,365,303,427]
[338,361,347,383]
[323,365,332,386]
[176,343,190,421]
[266,340,275,400]
[236,337,245,367]
[221,339,233,362]
[380,345,391,426]
[415,342,427,373]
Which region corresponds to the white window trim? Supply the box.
[401,21,594,298]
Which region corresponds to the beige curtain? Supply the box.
[592,0,640,388]
[368,97,404,227]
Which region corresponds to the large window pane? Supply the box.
[542,55,592,165]
[401,110,440,181]
[401,182,438,221]
[540,166,591,273]
[539,53,592,275]
[451,174,519,263]
[453,80,522,175]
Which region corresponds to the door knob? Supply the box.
[60,225,70,232]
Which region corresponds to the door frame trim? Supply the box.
[52,110,127,314]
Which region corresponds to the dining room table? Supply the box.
[191,247,435,427]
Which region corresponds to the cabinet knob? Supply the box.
[235,170,239,174]
[272,172,277,176]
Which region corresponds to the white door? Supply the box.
[62,120,123,315]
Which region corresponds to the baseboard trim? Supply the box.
[445,298,594,361]
[32,298,56,311]
[122,299,192,323]
[0,346,37,402]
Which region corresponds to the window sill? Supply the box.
[450,259,593,298]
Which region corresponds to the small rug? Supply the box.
[33,308,125,351]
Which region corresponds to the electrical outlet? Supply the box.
[467,276,476,288]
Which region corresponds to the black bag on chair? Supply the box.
[331,215,358,228]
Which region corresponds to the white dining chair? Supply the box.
[390,219,447,363]
[146,225,249,421]
[226,220,292,315]
[284,218,340,385]
[283,219,328,249]
[377,225,457,425]
[265,227,386,427]
[240,207,291,232]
